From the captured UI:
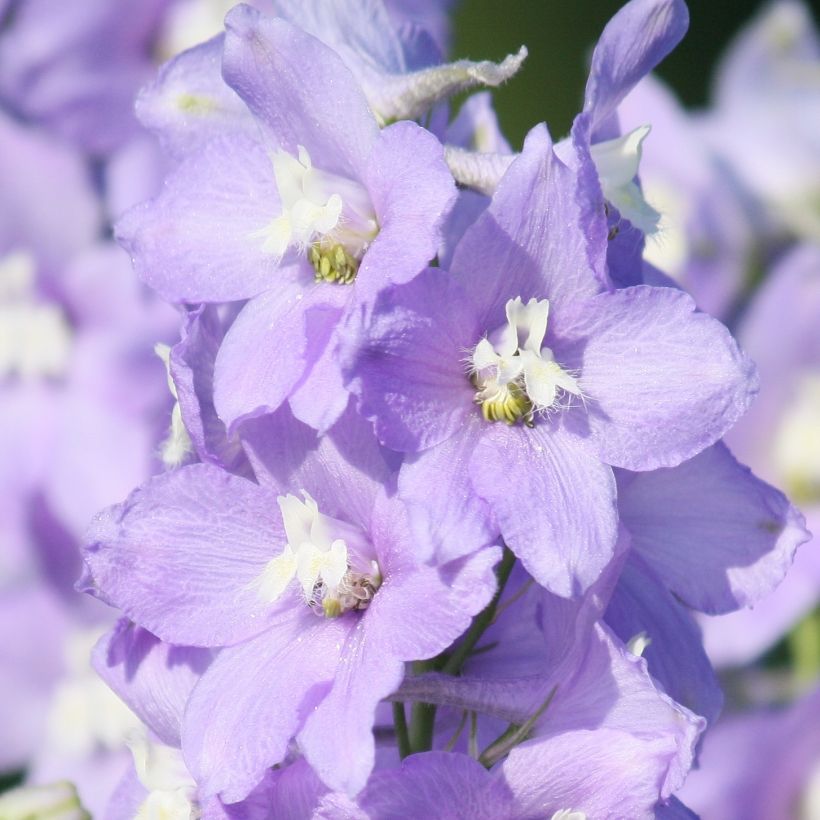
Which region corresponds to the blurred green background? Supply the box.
[453,0,820,148]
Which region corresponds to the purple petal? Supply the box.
[116,132,281,303]
[136,35,252,160]
[183,613,350,803]
[357,753,509,818]
[618,443,809,613]
[92,620,212,747]
[222,6,379,180]
[82,463,289,647]
[469,422,618,597]
[344,267,478,452]
[451,124,604,323]
[398,423,498,564]
[170,305,249,473]
[503,728,678,820]
[605,554,723,727]
[287,304,351,434]
[583,0,689,130]
[239,403,394,534]
[357,120,456,297]
[558,285,758,471]
[699,508,820,666]
[213,281,346,432]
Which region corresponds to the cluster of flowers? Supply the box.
[0,0,817,818]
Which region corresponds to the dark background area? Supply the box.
[452,0,820,147]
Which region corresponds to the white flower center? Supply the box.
[551,812,586,820]
[590,126,660,235]
[471,297,581,425]
[256,491,381,618]
[258,146,378,284]
[773,372,820,502]
[0,250,72,380]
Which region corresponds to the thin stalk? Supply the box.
[408,658,443,753]
[392,701,412,760]
[478,685,558,768]
[406,546,516,754]
[468,711,479,759]
[443,710,470,752]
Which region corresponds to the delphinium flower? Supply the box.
[119,5,458,435]
[0,0,169,155]
[344,120,757,597]
[82,406,500,800]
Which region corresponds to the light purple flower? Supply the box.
[345,123,757,597]
[119,5,457,434]
[82,406,500,799]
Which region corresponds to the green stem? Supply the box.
[441,546,516,676]
[392,701,412,760]
[478,685,558,768]
[405,546,516,754]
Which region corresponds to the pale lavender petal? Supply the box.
[357,120,456,297]
[287,304,350,434]
[116,132,281,303]
[503,728,678,820]
[136,35,252,159]
[171,305,249,473]
[213,279,345,432]
[344,267,478,452]
[469,422,618,597]
[183,614,350,803]
[82,464,289,647]
[223,6,379,180]
[559,285,758,471]
[398,422,498,564]
[618,443,809,613]
[92,620,212,747]
[357,753,509,819]
[700,508,820,666]
[583,0,689,131]
[239,403,394,534]
[605,554,723,726]
[450,124,604,322]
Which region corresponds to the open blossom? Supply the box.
[344,122,757,597]
[119,5,456,435]
[82,407,499,799]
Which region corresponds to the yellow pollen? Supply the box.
[322,598,343,618]
[309,242,359,285]
[476,380,534,426]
